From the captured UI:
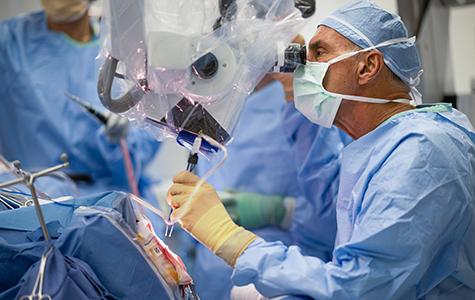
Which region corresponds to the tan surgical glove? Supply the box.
[167,171,256,266]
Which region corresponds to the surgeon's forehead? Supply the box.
[308,26,358,53]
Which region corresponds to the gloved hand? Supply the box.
[104,112,129,143]
[219,191,295,230]
[167,171,256,266]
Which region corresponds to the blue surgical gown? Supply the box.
[0,11,160,195]
[232,105,475,299]
[282,103,352,260]
[193,82,351,299]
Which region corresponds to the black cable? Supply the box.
[186,153,199,172]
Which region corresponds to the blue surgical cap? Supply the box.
[319,0,423,87]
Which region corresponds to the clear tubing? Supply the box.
[129,193,174,226]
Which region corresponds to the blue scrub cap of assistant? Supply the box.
[319,0,423,88]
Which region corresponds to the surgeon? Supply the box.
[167,1,475,298]
[190,32,355,298]
[0,0,160,195]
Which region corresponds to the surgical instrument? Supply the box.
[65,92,140,197]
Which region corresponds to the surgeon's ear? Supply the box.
[357,50,384,85]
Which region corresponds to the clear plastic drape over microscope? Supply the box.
[97,0,311,155]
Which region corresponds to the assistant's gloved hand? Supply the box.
[219,191,295,230]
[104,112,129,143]
[167,171,257,266]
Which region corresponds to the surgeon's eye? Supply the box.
[314,49,326,60]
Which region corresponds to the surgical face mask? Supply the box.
[293,36,419,128]
[41,0,89,23]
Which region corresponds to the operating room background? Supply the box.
[1,0,474,179]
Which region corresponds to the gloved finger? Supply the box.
[168,183,194,197]
[104,113,129,143]
[106,113,119,126]
[170,205,187,223]
[107,114,122,130]
[168,194,190,209]
[172,171,201,185]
